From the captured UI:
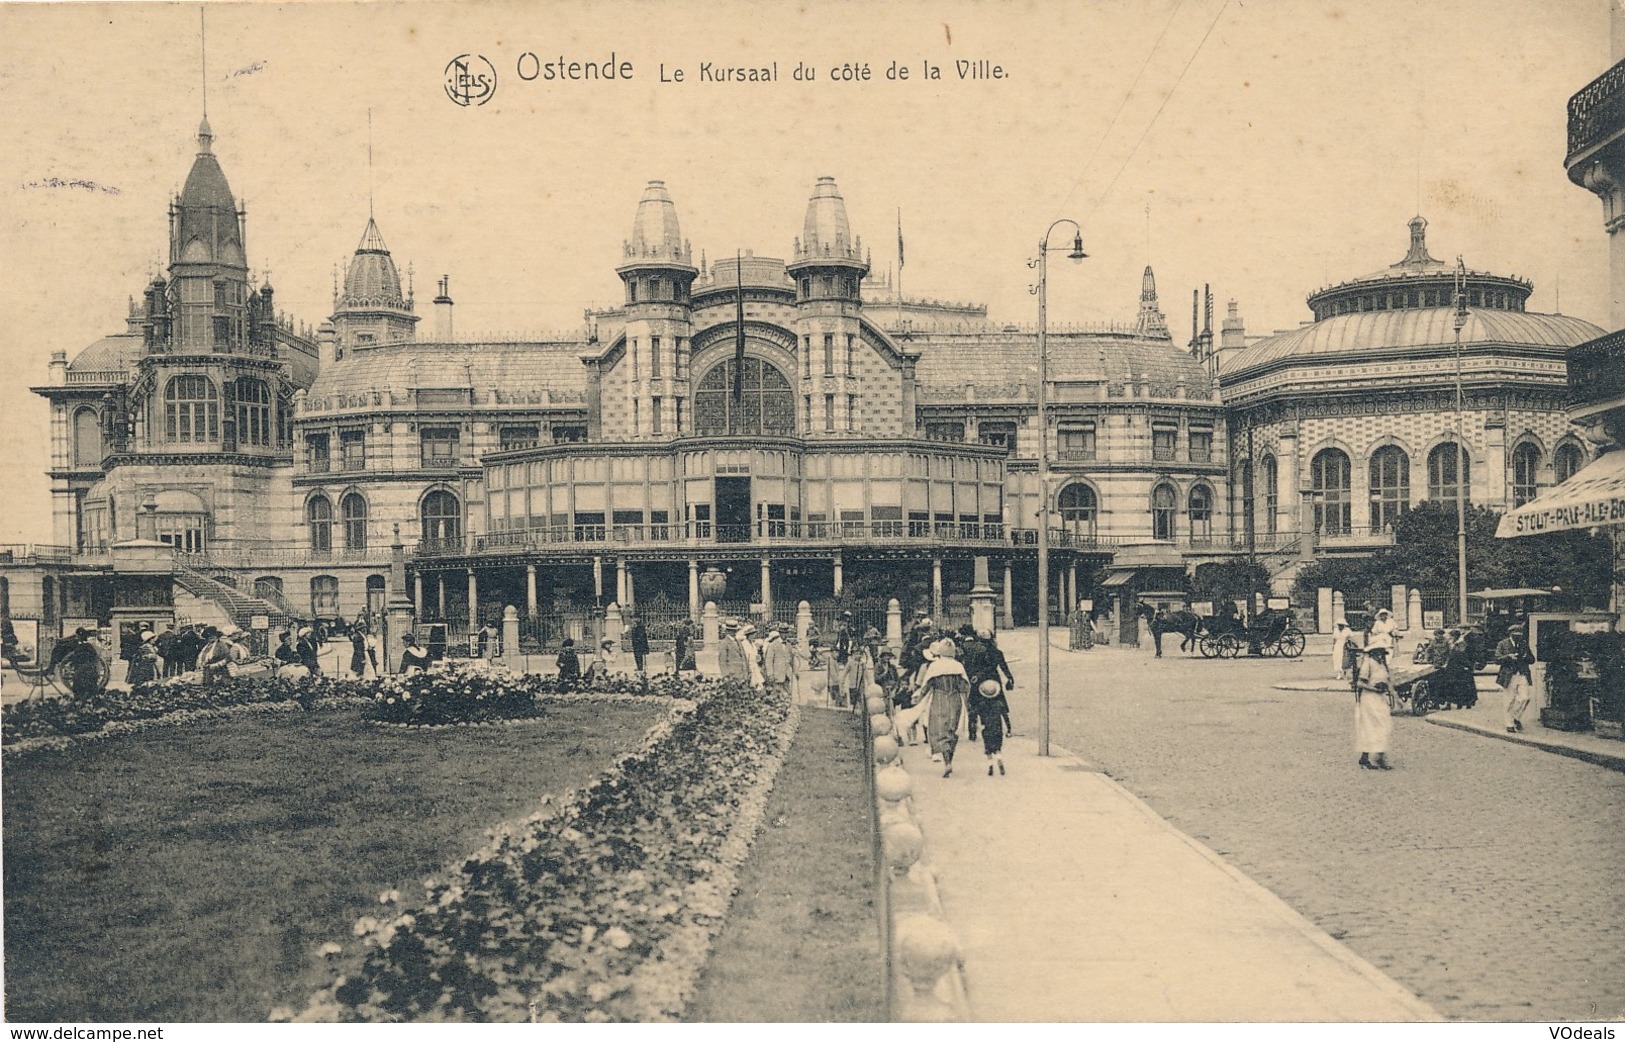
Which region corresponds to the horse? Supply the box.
[1137,605,1203,656]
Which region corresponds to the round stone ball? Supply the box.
[873,734,900,764]
[882,820,925,872]
[807,673,827,693]
[870,712,893,736]
[866,695,888,715]
[895,914,960,995]
[875,764,913,802]
[864,681,885,700]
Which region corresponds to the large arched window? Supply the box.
[1368,446,1410,532]
[1511,442,1543,507]
[311,575,339,618]
[692,357,796,436]
[1260,454,1278,536]
[164,375,219,443]
[307,494,333,552]
[1151,483,1177,541]
[1428,442,1471,505]
[1235,460,1254,540]
[1057,482,1098,539]
[1311,448,1352,536]
[1188,484,1213,541]
[421,490,461,545]
[341,492,368,551]
[73,407,104,468]
[235,378,272,447]
[1554,442,1585,485]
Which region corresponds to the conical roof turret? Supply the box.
[341,217,407,306]
[624,180,691,265]
[173,116,244,268]
[793,176,864,267]
[1136,264,1171,339]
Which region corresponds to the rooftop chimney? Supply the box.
[434,275,454,341]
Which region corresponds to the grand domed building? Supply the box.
[1,111,1605,651]
[1217,216,1603,609]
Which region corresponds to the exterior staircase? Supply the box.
[172,562,294,633]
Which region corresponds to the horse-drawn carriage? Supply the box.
[1196,610,1306,659]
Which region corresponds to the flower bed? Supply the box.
[362,667,701,727]
[1,674,376,747]
[287,676,797,1023]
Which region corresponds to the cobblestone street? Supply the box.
[993,631,1625,1023]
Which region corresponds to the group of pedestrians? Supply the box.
[885,615,1017,779]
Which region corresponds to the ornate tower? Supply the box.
[1136,264,1171,339]
[332,217,418,352]
[616,180,696,437]
[165,117,251,353]
[788,176,869,436]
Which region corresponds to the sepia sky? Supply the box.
[0,0,1609,543]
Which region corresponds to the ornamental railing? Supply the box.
[0,543,74,564]
[1568,328,1625,411]
[437,521,1078,558]
[1568,57,1625,161]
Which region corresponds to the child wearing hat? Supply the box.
[555,637,581,687]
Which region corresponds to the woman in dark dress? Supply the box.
[350,627,370,678]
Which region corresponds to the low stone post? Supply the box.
[969,557,995,635]
[1407,588,1424,634]
[501,604,520,669]
[1390,584,1407,630]
[605,602,624,648]
[1331,589,1346,628]
[886,597,903,653]
[796,599,813,647]
[702,600,720,647]
[1317,587,1334,633]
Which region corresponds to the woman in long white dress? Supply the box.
[920,638,970,777]
[1353,625,1395,770]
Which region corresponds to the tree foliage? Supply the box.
[1293,501,1614,609]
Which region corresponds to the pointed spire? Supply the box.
[197,115,213,154]
[1395,215,1441,269]
[367,108,375,221]
[626,180,689,264]
[1135,265,1170,339]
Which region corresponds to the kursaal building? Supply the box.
[3,114,1605,646]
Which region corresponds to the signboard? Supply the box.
[1423,611,1444,630]
[250,615,270,630]
[7,618,39,665]
[1191,602,1214,617]
[1266,598,1290,611]
[1079,600,1093,614]
[1496,450,1625,537]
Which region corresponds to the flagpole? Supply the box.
[733,250,746,435]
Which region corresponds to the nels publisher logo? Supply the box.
[444,54,497,107]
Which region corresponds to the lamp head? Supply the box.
[1068,233,1087,262]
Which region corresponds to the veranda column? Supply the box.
[688,559,701,621]
[760,557,772,612]
[931,556,943,620]
[833,553,844,597]
[525,564,538,616]
[437,575,446,617]
[1067,560,1078,615]
[616,557,628,606]
[1002,560,1015,629]
[414,572,424,617]
[593,555,604,603]
[467,569,478,627]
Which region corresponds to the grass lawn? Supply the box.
[2,702,662,1023]
[684,709,885,1022]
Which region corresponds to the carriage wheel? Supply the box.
[1262,637,1282,658]
[1220,634,1243,659]
[1199,634,1222,659]
[1278,629,1306,659]
[1410,679,1433,716]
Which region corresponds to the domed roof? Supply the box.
[625,180,689,264]
[306,340,589,404]
[340,218,407,307]
[794,176,863,265]
[173,117,245,268]
[1220,307,1603,379]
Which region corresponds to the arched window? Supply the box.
[1428,442,1471,505]
[1554,442,1585,485]
[692,357,796,436]
[1368,446,1410,532]
[366,574,387,616]
[1311,448,1352,536]
[1151,483,1177,541]
[1057,483,1098,539]
[1261,454,1278,536]
[1511,443,1542,507]
[234,378,272,447]
[421,489,461,546]
[1236,460,1254,540]
[164,375,218,443]
[1188,484,1213,541]
[340,492,368,551]
[307,494,333,552]
[311,575,339,618]
[73,407,103,468]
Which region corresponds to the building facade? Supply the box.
[0,112,1607,643]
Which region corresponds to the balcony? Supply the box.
[0,543,73,564]
[421,455,461,469]
[1568,328,1625,419]
[1568,57,1625,167]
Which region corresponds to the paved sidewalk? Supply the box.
[902,732,1441,1022]
[1425,699,1625,771]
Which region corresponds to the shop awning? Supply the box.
[1099,570,1137,588]
[1496,450,1625,538]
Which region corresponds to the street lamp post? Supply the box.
[1029,219,1087,758]
[1453,258,1469,625]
